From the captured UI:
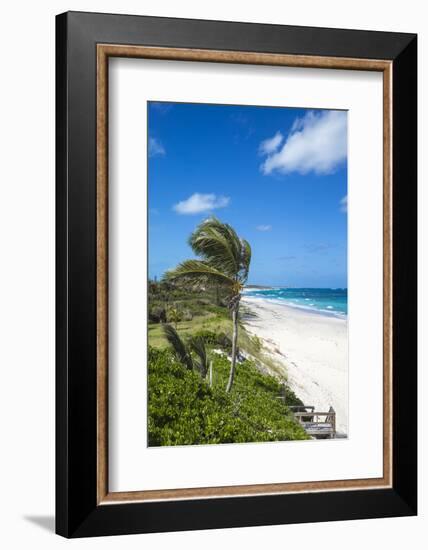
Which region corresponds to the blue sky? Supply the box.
[148,102,347,288]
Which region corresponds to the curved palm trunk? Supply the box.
[226,303,239,393]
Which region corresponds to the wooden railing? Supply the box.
[289,405,336,439]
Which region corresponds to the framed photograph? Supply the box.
[56,11,417,538]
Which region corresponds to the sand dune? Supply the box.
[241,296,348,436]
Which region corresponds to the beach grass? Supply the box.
[146,279,314,445]
[148,310,231,348]
[148,308,288,382]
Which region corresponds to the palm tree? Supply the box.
[167,306,181,329]
[162,324,210,379]
[189,335,210,379]
[164,217,251,393]
[163,324,193,371]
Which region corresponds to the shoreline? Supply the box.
[241,296,348,436]
[244,295,347,320]
[242,289,347,319]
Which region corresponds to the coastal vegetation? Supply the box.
[165,217,251,393]
[147,217,308,446]
[148,345,308,446]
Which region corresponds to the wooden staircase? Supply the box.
[289,405,336,439]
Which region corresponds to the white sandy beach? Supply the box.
[241,296,348,436]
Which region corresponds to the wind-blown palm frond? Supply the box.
[189,217,242,278]
[162,324,193,371]
[189,336,209,378]
[164,259,235,288]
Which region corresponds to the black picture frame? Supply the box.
[56,11,417,538]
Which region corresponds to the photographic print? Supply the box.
[57,14,417,536]
[147,101,348,447]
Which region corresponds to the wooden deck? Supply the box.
[289,405,336,439]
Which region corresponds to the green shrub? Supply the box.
[166,306,182,326]
[149,306,167,324]
[191,329,232,352]
[148,347,308,446]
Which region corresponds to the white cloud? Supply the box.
[256,224,272,232]
[258,131,283,155]
[260,110,347,175]
[148,137,165,157]
[340,195,348,213]
[173,193,230,215]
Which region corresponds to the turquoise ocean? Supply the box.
[244,288,348,317]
